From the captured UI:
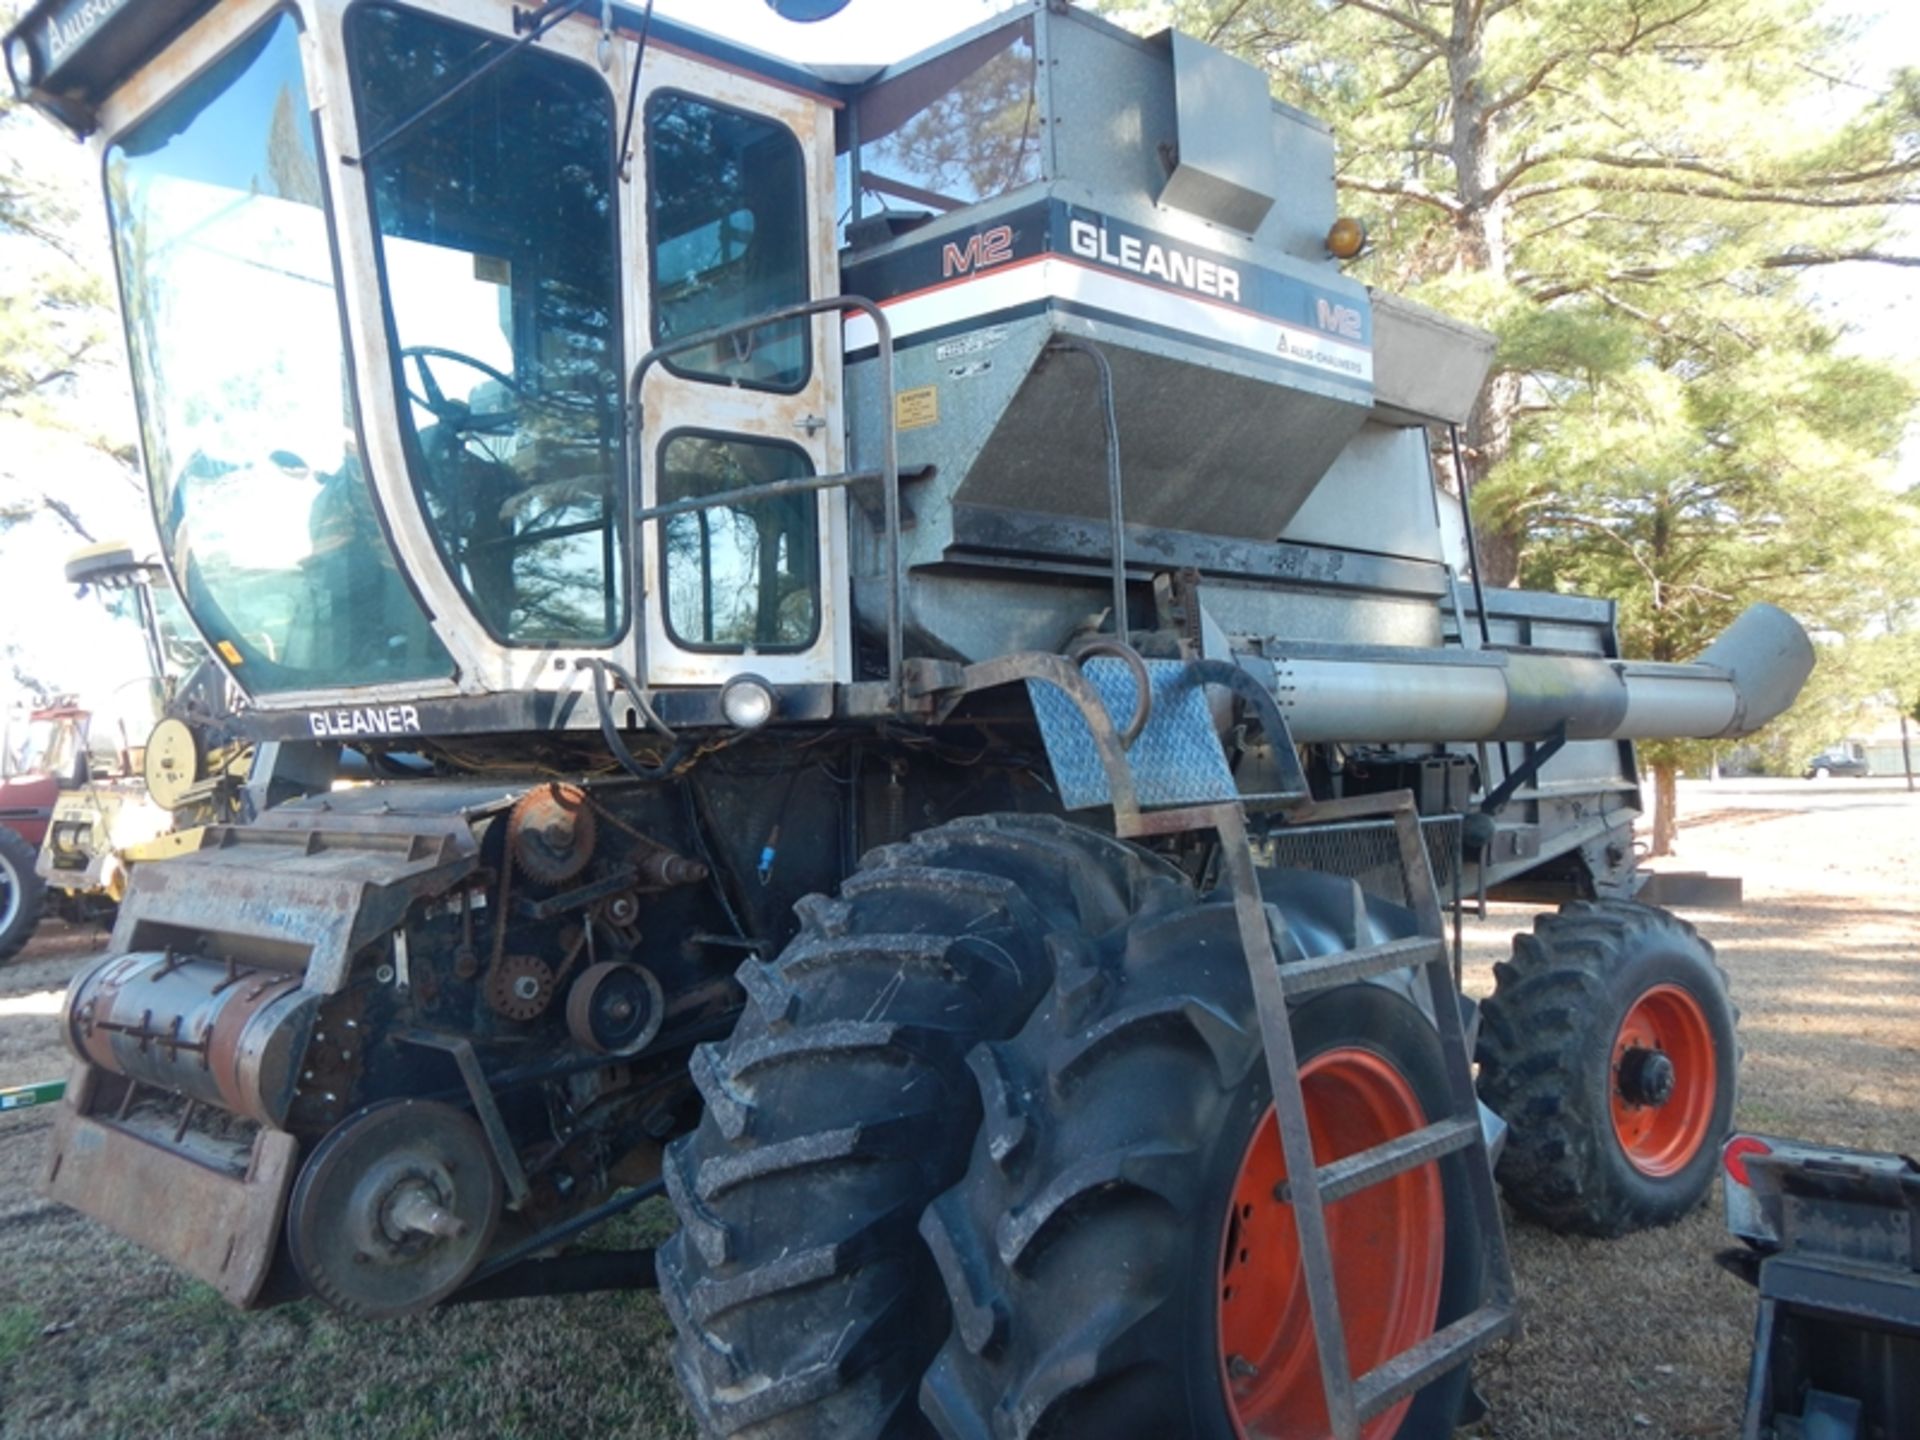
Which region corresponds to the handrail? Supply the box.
[628,296,904,709]
[1043,338,1126,648]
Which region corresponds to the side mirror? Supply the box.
[766,0,852,18]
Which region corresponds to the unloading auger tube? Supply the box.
[1243,602,1813,745]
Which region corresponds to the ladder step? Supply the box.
[1278,935,1446,997]
[1355,1303,1517,1421]
[1279,1116,1482,1206]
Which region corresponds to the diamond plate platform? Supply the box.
[1028,657,1238,812]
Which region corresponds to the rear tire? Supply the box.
[920,898,1484,1440]
[1476,899,1737,1237]
[0,826,46,964]
[658,816,1187,1439]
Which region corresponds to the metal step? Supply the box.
[1355,1303,1518,1421]
[1277,1115,1481,1205]
[1278,935,1446,997]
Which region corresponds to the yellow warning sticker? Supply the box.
[895,385,939,432]
[216,640,244,666]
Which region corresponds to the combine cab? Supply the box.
[4,1,1812,1435]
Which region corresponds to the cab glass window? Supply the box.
[106,13,451,693]
[838,19,1041,244]
[660,435,818,651]
[349,4,625,646]
[647,94,808,391]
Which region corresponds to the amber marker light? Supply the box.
[1327,216,1369,260]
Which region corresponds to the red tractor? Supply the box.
[0,703,92,960]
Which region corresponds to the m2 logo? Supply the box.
[1315,298,1364,340]
[942,226,1015,279]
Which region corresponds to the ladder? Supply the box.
[972,649,1519,1439]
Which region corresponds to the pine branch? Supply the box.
[1509,174,1919,209]
[1759,249,1920,269]
[1329,0,1447,51]
[1484,0,1719,125]
[1335,175,1464,215]
[37,495,96,544]
[1201,0,1260,46]
[1374,50,1442,101]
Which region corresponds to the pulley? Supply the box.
[286,1099,502,1318]
[566,962,665,1056]
[143,717,204,810]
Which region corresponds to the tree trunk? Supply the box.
[1650,762,1680,857]
[1445,0,1523,587]
[1461,371,1523,585]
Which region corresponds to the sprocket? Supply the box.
[507,783,598,884]
[485,953,556,1021]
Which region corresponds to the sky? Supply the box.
[653,0,1015,63]
[1,0,1915,721]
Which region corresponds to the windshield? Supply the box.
[106,13,451,695]
[5,718,84,784]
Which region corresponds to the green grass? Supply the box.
[0,1305,41,1365]
[0,1228,693,1440]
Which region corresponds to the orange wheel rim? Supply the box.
[1610,983,1717,1177]
[1217,1048,1445,1440]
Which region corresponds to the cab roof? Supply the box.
[4,0,850,137]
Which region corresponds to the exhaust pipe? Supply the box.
[1251,603,1814,746]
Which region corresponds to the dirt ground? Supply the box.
[1,777,1913,1439]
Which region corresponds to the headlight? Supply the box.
[720,675,777,731]
[5,36,36,95]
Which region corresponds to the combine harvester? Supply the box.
[4,1,1811,1434]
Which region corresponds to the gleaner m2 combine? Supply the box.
[4,1,1814,1434]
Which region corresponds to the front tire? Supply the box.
[658,816,1187,1439]
[0,826,46,964]
[1476,899,1737,1236]
[920,899,1484,1440]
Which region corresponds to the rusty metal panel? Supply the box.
[108,813,479,993]
[42,1067,299,1307]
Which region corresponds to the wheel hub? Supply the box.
[1616,1046,1676,1107]
[1218,1047,1445,1440]
[1609,983,1718,1178]
[287,1099,502,1317]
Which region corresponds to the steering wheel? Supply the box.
[399,345,522,437]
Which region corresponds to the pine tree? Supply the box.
[1110,0,1919,849]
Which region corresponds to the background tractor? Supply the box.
[0,541,245,962]
[3,1,1814,1435]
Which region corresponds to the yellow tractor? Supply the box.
[28,542,248,936]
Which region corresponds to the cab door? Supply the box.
[630,54,847,690]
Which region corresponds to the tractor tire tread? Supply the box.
[1477,898,1738,1236]
[659,815,1181,1440]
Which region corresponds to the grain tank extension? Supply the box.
[5,2,1809,1436]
